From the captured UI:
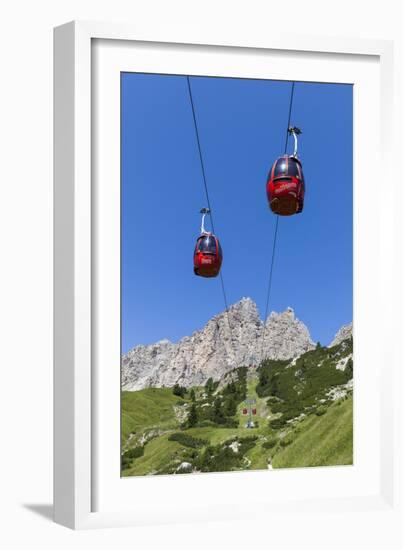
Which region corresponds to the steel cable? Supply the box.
[186,76,237,365]
[259,81,295,364]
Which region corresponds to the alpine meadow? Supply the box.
[121,301,353,476]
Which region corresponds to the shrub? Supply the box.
[173,384,187,398]
[238,436,258,453]
[279,433,294,447]
[168,432,208,448]
[269,417,287,430]
[270,402,284,413]
[126,446,144,459]
[256,343,353,419]
[193,433,258,473]
[196,445,239,472]
[345,357,353,379]
[266,396,282,404]
[121,446,144,469]
[205,377,219,397]
[262,438,277,449]
[214,417,239,428]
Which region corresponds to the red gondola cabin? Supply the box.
[266,155,305,216]
[242,408,248,415]
[193,233,223,278]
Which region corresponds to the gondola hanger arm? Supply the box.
[200,207,211,234]
[288,126,302,157]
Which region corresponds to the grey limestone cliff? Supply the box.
[329,323,353,347]
[122,298,315,390]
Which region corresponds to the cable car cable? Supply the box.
[283,82,295,154]
[259,82,296,364]
[259,215,279,363]
[186,77,215,227]
[186,76,237,364]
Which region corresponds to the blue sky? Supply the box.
[121,73,352,354]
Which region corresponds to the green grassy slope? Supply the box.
[124,434,183,476]
[121,387,184,445]
[121,340,353,475]
[123,395,353,475]
[272,396,353,468]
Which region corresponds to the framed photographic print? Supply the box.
[119,70,354,477]
[54,21,398,530]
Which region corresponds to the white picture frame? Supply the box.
[54,20,399,530]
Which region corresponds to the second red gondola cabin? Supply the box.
[266,155,305,216]
[193,233,223,278]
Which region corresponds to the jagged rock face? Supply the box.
[329,323,353,347]
[122,298,315,390]
[263,308,314,361]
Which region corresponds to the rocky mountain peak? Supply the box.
[224,297,260,322]
[122,298,315,391]
[330,323,353,347]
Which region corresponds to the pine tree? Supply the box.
[224,396,237,416]
[205,377,214,397]
[213,398,224,423]
[173,384,186,398]
[188,403,198,427]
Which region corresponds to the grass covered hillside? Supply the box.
[121,338,353,476]
[272,396,353,468]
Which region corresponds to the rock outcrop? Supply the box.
[122,298,315,390]
[329,323,353,347]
